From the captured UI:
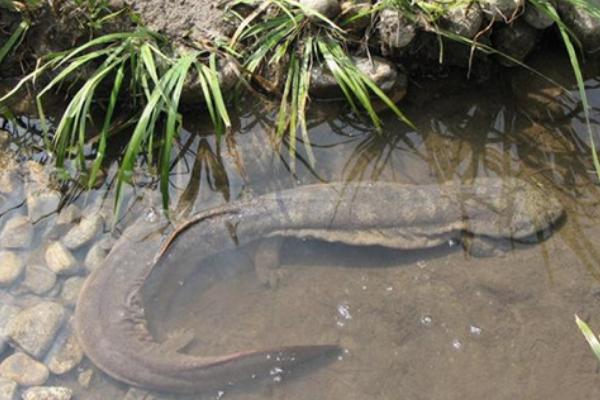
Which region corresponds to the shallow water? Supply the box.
[2,47,600,399]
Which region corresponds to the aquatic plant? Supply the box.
[575,315,600,362]
[229,0,412,167]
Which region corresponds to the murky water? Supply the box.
[2,46,600,399]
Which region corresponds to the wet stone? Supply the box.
[0,353,49,386]
[558,0,600,52]
[0,305,20,354]
[523,3,554,30]
[47,333,84,375]
[123,388,169,400]
[6,302,65,359]
[62,214,104,250]
[491,19,538,66]
[56,204,81,226]
[340,0,372,33]
[20,265,57,295]
[377,8,416,53]
[26,190,60,223]
[45,242,80,276]
[77,369,93,388]
[300,0,341,19]
[479,0,523,21]
[0,215,34,250]
[310,56,400,98]
[21,386,73,400]
[0,252,24,288]
[60,277,85,308]
[0,377,17,400]
[440,2,483,39]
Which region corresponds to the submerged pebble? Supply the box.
[0,305,21,354]
[0,215,33,250]
[21,386,73,400]
[47,333,84,375]
[491,19,538,66]
[19,265,57,296]
[84,240,110,272]
[26,190,60,223]
[6,302,65,359]
[77,369,93,388]
[0,377,17,400]
[0,251,24,288]
[0,353,49,386]
[56,205,81,226]
[60,277,85,307]
[45,242,80,276]
[62,214,104,250]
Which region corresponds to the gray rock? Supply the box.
[45,242,79,276]
[77,369,93,388]
[479,0,524,21]
[377,8,416,53]
[558,0,600,53]
[0,252,24,288]
[0,305,20,354]
[440,2,483,38]
[55,204,81,226]
[46,333,83,375]
[0,377,17,400]
[310,56,400,98]
[61,214,103,250]
[26,190,60,223]
[60,277,85,308]
[0,353,49,386]
[0,215,33,250]
[84,241,110,272]
[491,19,538,66]
[21,387,73,400]
[523,3,554,29]
[6,302,65,359]
[19,265,56,296]
[299,0,341,19]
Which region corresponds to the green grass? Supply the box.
[575,315,600,362]
[230,0,412,169]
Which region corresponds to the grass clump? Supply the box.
[230,0,411,167]
[0,28,230,213]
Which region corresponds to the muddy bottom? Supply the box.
[2,47,600,399]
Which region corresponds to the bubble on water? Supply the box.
[362,285,368,291]
[448,238,459,247]
[337,304,352,320]
[337,355,344,361]
[270,367,283,376]
[386,286,393,292]
[273,375,282,383]
[336,321,345,327]
[469,325,482,336]
[266,354,271,360]
[420,315,433,327]
[216,391,225,399]
[417,260,427,269]
[452,339,463,350]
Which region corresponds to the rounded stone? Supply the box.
[377,8,416,52]
[45,242,80,276]
[0,377,17,400]
[491,19,538,66]
[0,353,49,386]
[56,204,81,226]
[310,56,400,98]
[62,214,104,250]
[523,3,554,30]
[84,241,110,272]
[558,0,600,53]
[340,0,372,33]
[26,190,61,223]
[6,302,65,359]
[0,305,21,354]
[0,251,24,288]
[440,2,483,38]
[479,0,524,21]
[60,277,86,307]
[299,0,341,19]
[47,333,84,375]
[0,215,34,250]
[20,265,57,295]
[77,369,93,388]
[21,386,73,400]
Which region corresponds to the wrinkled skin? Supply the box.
[75,178,564,394]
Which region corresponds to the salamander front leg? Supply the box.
[254,236,285,288]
